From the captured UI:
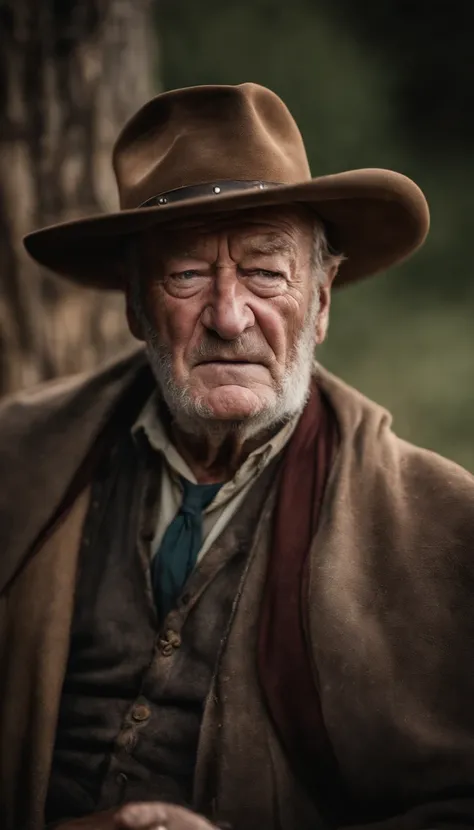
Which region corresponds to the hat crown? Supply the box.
[112,83,312,209]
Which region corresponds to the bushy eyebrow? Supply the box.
[241,236,296,258]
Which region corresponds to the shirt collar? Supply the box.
[132,389,299,486]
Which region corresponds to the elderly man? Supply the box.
[1,83,474,830]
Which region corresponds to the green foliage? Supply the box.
[157,0,474,471]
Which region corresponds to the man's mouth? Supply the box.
[197,358,256,365]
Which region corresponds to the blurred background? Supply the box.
[1,0,473,468]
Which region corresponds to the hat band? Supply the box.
[139,179,280,208]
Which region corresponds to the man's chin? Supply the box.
[197,384,272,422]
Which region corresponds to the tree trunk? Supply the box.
[0,0,157,393]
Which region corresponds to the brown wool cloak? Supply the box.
[1,346,474,830]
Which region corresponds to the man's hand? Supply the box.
[51,802,217,830]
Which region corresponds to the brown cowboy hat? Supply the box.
[23,82,430,290]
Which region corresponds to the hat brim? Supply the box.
[23,168,429,290]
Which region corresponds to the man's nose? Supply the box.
[201,271,255,340]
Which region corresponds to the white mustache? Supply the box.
[192,339,270,366]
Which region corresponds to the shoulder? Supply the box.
[0,346,151,593]
[317,365,474,536]
[0,346,149,449]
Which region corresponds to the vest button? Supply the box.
[166,630,182,648]
[131,703,151,722]
[158,630,181,655]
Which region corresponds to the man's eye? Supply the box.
[248,269,282,279]
[172,270,199,280]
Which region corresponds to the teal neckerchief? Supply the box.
[151,475,223,621]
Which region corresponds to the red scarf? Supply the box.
[258,383,352,824]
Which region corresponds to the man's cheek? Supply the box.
[166,300,200,343]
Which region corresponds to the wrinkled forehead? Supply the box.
[139,204,315,261]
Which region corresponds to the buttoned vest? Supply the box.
[45,430,279,824]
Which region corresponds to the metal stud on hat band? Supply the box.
[139,179,278,208]
[139,178,342,257]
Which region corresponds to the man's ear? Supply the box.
[315,263,338,345]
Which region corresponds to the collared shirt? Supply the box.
[132,391,298,563]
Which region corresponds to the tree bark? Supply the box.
[0,0,157,393]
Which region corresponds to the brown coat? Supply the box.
[1,347,474,830]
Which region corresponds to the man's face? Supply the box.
[127,206,333,433]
